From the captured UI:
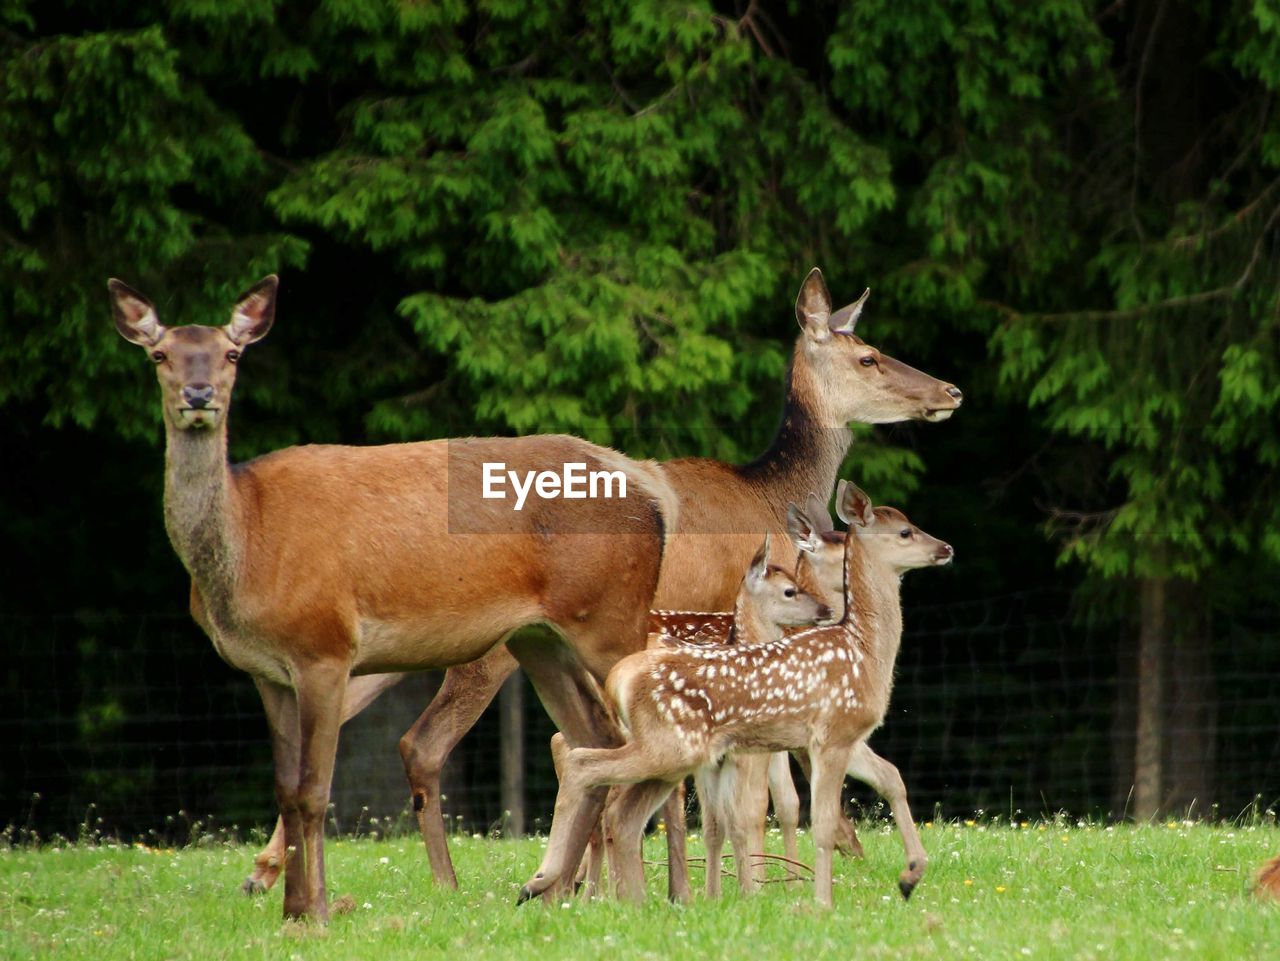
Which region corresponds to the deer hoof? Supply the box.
[241,876,267,896]
[517,873,548,905]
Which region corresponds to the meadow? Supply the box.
[3,818,1277,960]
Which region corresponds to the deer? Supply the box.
[711,493,945,898]
[239,267,965,901]
[110,275,686,922]
[1257,854,1280,901]
[560,533,832,897]
[518,480,953,907]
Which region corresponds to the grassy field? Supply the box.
[3,819,1278,960]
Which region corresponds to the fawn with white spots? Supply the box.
[521,480,953,906]
[717,492,949,899]
[566,527,835,898]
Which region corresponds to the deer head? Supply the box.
[110,276,278,432]
[795,268,963,425]
[743,533,832,628]
[787,492,846,609]
[835,480,954,573]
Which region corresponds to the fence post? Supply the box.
[1134,576,1167,820]
[499,669,525,837]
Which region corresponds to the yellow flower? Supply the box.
[964,879,974,886]
[965,820,976,827]
[995,886,1007,893]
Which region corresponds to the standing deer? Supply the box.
[110,276,682,922]
[561,533,831,897]
[519,481,952,906]
[714,493,945,897]
[241,267,964,899]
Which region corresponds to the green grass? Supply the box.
[3,820,1277,960]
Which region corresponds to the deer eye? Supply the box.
[783,588,797,598]
[859,355,877,367]
[151,350,166,364]
[900,529,912,539]
[226,350,241,363]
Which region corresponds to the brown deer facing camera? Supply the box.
[110,276,681,922]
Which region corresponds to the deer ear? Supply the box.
[747,533,771,585]
[795,267,833,342]
[109,279,166,346]
[805,491,835,533]
[835,480,876,528]
[226,275,278,346]
[786,504,821,555]
[828,288,870,335]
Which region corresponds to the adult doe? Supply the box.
[111,276,679,921]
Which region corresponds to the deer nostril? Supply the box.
[946,386,963,402]
[183,384,214,409]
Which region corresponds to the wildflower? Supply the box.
[964,879,973,886]
[996,885,1006,893]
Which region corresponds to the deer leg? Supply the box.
[255,679,305,918]
[244,672,402,895]
[288,660,348,922]
[244,818,286,896]
[808,743,851,909]
[767,751,803,882]
[845,742,926,900]
[726,753,771,895]
[604,776,679,904]
[399,647,518,887]
[695,763,725,898]
[551,732,605,899]
[511,640,623,903]
[662,781,690,903]
[794,748,863,858]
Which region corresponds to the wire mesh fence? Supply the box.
[3,588,1278,844]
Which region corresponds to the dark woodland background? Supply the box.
[2,0,1279,840]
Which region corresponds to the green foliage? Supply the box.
[3,0,1280,611]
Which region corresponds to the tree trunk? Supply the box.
[1133,576,1167,820]
[1164,593,1217,817]
[499,669,525,837]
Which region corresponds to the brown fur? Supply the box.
[1257,854,1280,901]
[113,277,678,921]
[243,268,963,895]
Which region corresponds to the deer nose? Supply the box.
[945,386,963,403]
[935,543,955,561]
[816,604,833,621]
[183,384,215,409]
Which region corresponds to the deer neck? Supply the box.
[162,424,243,607]
[737,344,852,505]
[730,590,785,647]
[860,556,904,670]
[840,544,905,716]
